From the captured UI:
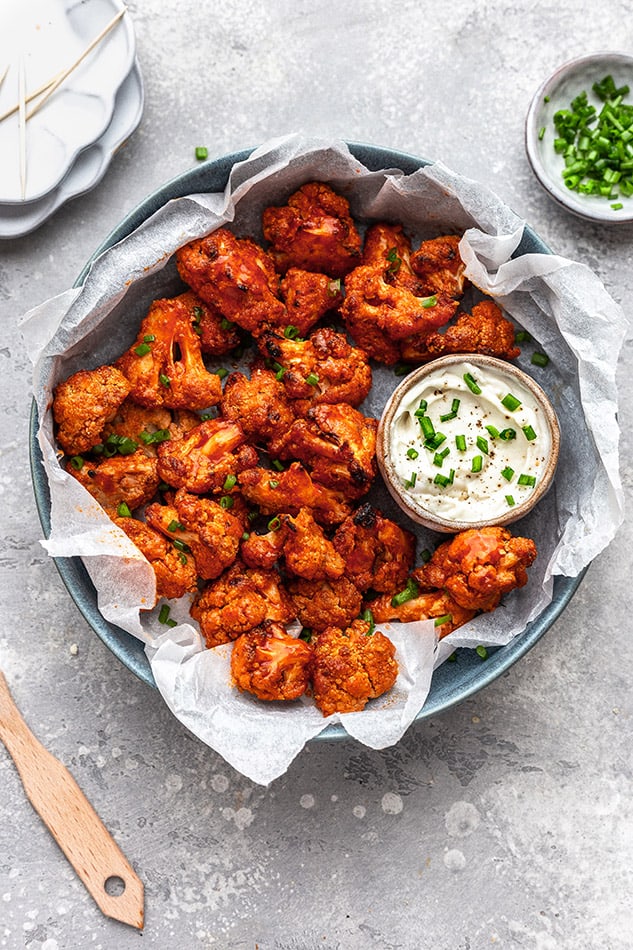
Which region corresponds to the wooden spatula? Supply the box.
[0,670,144,930]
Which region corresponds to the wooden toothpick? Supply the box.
[18,56,26,200]
[0,5,127,125]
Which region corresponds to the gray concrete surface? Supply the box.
[1,1,632,948]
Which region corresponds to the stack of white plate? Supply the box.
[0,0,143,239]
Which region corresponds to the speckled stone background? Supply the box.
[1,2,632,948]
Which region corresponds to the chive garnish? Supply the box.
[158,604,171,624]
[271,459,285,471]
[284,325,300,339]
[476,645,488,660]
[159,373,170,387]
[391,577,420,607]
[404,471,417,488]
[485,425,500,438]
[134,342,151,356]
[463,372,481,394]
[70,455,84,470]
[455,434,467,451]
[223,474,237,491]
[531,351,550,367]
[471,455,483,473]
[195,146,209,160]
[167,520,184,532]
[219,495,234,509]
[434,614,452,627]
[267,516,281,531]
[421,294,438,308]
[172,538,191,553]
[215,368,229,380]
[419,416,435,439]
[361,608,376,636]
[501,393,522,411]
[522,424,537,441]
[268,479,279,489]
[505,494,516,506]
[117,502,132,517]
[518,473,537,487]
[499,428,516,441]
[305,372,319,386]
[406,447,419,460]
[476,436,489,454]
[501,466,514,481]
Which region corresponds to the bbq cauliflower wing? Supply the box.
[157,418,258,494]
[262,182,362,277]
[220,367,296,447]
[53,365,131,456]
[369,587,476,637]
[115,293,223,410]
[332,502,416,593]
[311,619,398,716]
[113,514,198,603]
[413,526,538,612]
[231,620,314,702]
[423,300,521,360]
[69,450,160,513]
[286,575,362,632]
[238,461,353,526]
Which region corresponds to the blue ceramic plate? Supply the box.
[29,143,585,738]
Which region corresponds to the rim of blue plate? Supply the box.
[29,141,587,740]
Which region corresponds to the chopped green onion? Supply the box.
[538,126,546,141]
[223,474,237,491]
[531,351,550,367]
[177,551,188,565]
[158,604,171,624]
[406,447,419,460]
[268,479,279,489]
[522,424,537,441]
[419,416,435,439]
[386,247,402,274]
[241,531,250,541]
[298,628,312,642]
[418,399,428,412]
[434,473,451,487]
[143,334,156,343]
[501,393,522,411]
[215,367,229,380]
[455,434,467,452]
[485,425,500,438]
[404,471,417,489]
[421,294,438,308]
[476,436,489,454]
[70,455,84,470]
[447,652,457,662]
[117,502,132,517]
[424,433,446,451]
[463,372,482,394]
[391,577,420,607]
[172,538,191,553]
[167,519,184,532]
[475,645,488,660]
[284,325,300,339]
[219,495,234,509]
[159,373,170,388]
[420,548,432,563]
[518,473,537,487]
[394,363,410,377]
[305,372,319,386]
[134,342,151,356]
[501,466,515,481]
[434,614,452,627]
[499,428,517,441]
[267,516,281,531]
[361,609,375,636]
[505,494,516,507]
[142,428,170,446]
[271,459,285,471]
[471,455,483,473]
[515,330,532,343]
[192,306,204,320]
[247,509,259,522]
[195,146,209,160]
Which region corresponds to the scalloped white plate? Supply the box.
[0,60,144,239]
[0,0,135,204]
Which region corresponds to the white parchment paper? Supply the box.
[21,134,626,785]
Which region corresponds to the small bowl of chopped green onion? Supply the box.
[525,52,633,223]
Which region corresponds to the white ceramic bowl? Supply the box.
[525,51,633,223]
[377,354,561,533]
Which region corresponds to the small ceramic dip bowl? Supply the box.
[377,354,560,533]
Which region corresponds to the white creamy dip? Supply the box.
[390,360,552,524]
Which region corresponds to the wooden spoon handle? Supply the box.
[0,671,144,930]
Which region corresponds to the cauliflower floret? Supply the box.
[157,418,258,494]
[101,400,201,457]
[68,450,160,513]
[176,228,286,334]
[231,620,314,702]
[279,267,343,336]
[258,326,372,410]
[311,619,398,716]
[220,367,296,447]
[191,561,295,648]
[184,292,242,356]
[423,300,521,361]
[286,575,362,632]
[115,293,223,410]
[145,488,243,580]
[369,586,476,638]
[332,503,416,593]
[271,403,377,500]
[113,515,198,604]
[413,526,538,612]
[238,462,353,526]
[53,365,131,456]
[410,234,467,298]
[262,181,362,277]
